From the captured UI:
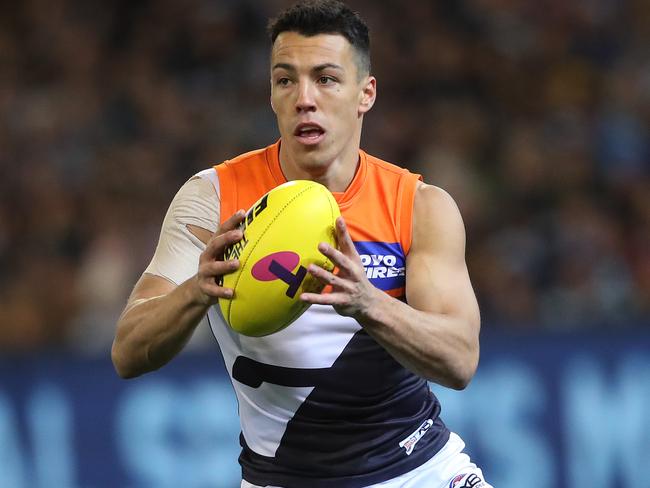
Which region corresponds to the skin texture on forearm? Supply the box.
[355,290,479,389]
[112,276,210,378]
[112,211,245,379]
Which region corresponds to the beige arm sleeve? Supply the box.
[144,174,221,285]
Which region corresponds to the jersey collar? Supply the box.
[267,139,367,210]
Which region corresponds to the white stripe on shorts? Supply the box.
[240,432,493,488]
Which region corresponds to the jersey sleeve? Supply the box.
[144,174,220,285]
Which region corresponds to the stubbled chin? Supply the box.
[286,144,335,174]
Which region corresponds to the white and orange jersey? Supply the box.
[206,141,450,488]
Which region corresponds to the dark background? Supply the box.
[1,0,647,351]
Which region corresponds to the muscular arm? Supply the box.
[112,217,243,378]
[112,273,214,378]
[361,184,480,388]
[302,183,480,389]
[111,176,244,379]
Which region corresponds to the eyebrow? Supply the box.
[272,62,345,73]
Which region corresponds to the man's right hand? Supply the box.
[112,209,246,378]
[195,210,246,305]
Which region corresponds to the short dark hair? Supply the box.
[268,0,371,77]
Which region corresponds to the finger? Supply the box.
[317,242,356,275]
[218,209,246,235]
[201,259,240,278]
[307,264,354,291]
[204,228,243,259]
[334,217,358,258]
[300,291,347,306]
[200,282,234,300]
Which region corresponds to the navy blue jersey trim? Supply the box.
[232,356,330,388]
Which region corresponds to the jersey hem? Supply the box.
[240,429,450,488]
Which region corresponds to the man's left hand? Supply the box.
[300,217,383,319]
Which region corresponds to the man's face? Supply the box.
[270,32,375,172]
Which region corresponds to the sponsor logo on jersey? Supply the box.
[354,241,406,291]
[399,418,433,455]
[449,473,487,488]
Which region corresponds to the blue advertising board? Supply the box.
[1,330,649,488]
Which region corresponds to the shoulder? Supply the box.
[412,183,466,256]
[414,182,459,213]
[172,172,219,211]
[164,172,221,238]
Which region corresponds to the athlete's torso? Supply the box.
[207,141,449,488]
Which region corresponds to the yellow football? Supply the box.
[219,180,340,336]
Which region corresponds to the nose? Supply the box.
[295,81,316,113]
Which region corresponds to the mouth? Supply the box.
[293,122,326,146]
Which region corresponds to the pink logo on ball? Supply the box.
[251,252,300,281]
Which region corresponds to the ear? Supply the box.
[358,76,376,115]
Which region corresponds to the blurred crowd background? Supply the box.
[0,0,648,353]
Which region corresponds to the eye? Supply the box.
[276,77,291,86]
[318,76,335,85]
